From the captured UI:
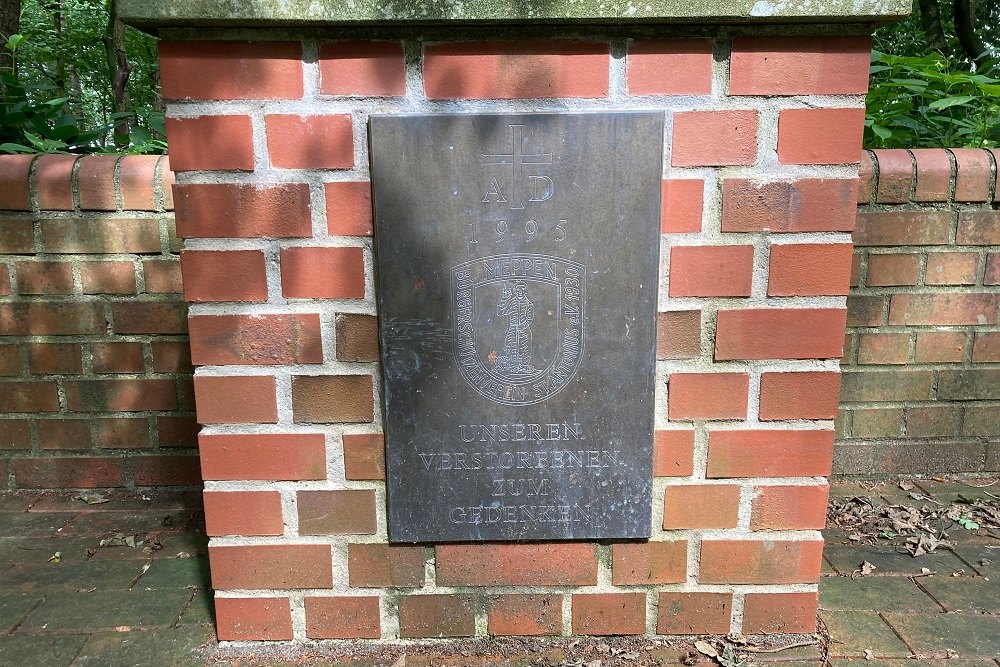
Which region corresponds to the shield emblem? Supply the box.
[452,253,585,406]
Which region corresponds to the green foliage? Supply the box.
[865,50,1000,148]
[0,0,163,154]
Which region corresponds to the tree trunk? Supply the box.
[0,0,21,74]
[101,0,132,149]
[954,0,990,66]
[918,0,949,53]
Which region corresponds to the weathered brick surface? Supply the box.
[210,544,333,590]
[611,541,687,584]
[488,594,563,636]
[348,543,425,588]
[657,593,732,635]
[215,597,293,641]
[397,595,475,638]
[437,544,597,586]
[841,148,1000,475]
[305,596,381,639]
[572,593,646,635]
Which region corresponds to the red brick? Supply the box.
[729,36,870,95]
[210,544,332,589]
[216,597,292,641]
[857,333,909,365]
[0,155,34,210]
[716,309,846,360]
[707,429,834,478]
[174,183,312,238]
[160,158,175,210]
[0,382,59,413]
[850,408,903,438]
[159,41,303,100]
[751,484,829,530]
[291,375,374,423]
[854,210,953,246]
[152,342,192,373]
[0,266,7,296]
[0,218,33,253]
[193,375,278,424]
[612,541,687,585]
[189,314,323,366]
[27,343,83,375]
[157,415,199,448]
[35,154,77,210]
[841,370,934,402]
[873,149,914,203]
[768,243,853,296]
[858,151,874,203]
[660,179,703,234]
[669,245,754,297]
[778,108,865,165]
[298,489,377,535]
[266,114,354,170]
[305,596,380,639]
[437,544,596,586]
[326,182,373,236]
[488,594,562,636]
[905,405,961,437]
[281,246,365,299]
[743,592,818,634]
[37,419,91,450]
[40,218,161,254]
[0,345,19,376]
[64,379,176,412]
[81,261,137,294]
[957,211,1000,245]
[952,148,992,201]
[204,491,284,536]
[398,595,475,638]
[336,313,379,362]
[91,342,145,373]
[15,261,73,295]
[424,41,609,99]
[926,252,979,285]
[915,331,966,363]
[627,40,713,95]
[759,371,841,421]
[343,433,385,480]
[973,332,1000,362]
[572,593,645,636]
[653,430,694,477]
[657,311,701,360]
[911,148,952,202]
[94,418,149,449]
[0,420,31,450]
[657,592,732,635]
[866,253,920,286]
[850,255,860,290]
[77,155,119,211]
[164,116,255,172]
[110,302,187,334]
[672,110,757,166]
[319,40,405,96]
[131,455,201,486]
[1,303,106,336]
[118,156,160,211]
[142,260,183,294]
[721,178,858,233]
[889,293,999,326]
[13,457,126,488]
[668,373,748,421]
[662,485,739,529]
[700,539,823,584]
[199,433,326,481]
[348,543,426,588]
[180,250,268,302]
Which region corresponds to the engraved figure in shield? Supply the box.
[494,281,538,377]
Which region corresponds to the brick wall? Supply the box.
[838,148,1000,474]
[159,33,868,641]
[0,154,200,488]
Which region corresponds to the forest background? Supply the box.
[0,0,997,154]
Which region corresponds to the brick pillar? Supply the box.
[153,28,873,641]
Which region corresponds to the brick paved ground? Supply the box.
[0,480,996,666]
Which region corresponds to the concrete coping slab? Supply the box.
[119,0,910,30]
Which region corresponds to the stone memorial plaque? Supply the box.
[370,112,662,542]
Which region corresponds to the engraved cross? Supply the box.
[482,124,552,210]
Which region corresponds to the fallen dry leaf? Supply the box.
[695,640,718,658]
[864,649,875,660]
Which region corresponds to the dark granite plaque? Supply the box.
[370,112,662,542]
